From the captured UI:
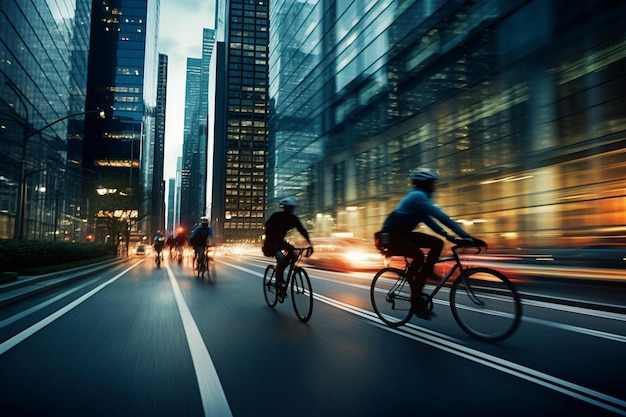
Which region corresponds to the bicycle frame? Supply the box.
[282,247,308,286]
[396,245,470,300]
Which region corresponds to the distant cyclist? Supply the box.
[189,217,214,267]
[173,228,187,264]
[380,168,476,315]
[152,230,165,261]
[262,197,314,289]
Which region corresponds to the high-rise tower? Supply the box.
[83,0,160,245]
[212,0,269,243]
[179,28,215,232]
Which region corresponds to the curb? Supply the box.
[0,258,129,307]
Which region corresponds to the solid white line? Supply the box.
[220,259,626,415]
[0,261,143,356]
[165,264,232,417]
[0,279,97,329]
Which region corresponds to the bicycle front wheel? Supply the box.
[263,265,278,307]
[370,268,413,327]
[450,268,522,342]
[291,267,313,322]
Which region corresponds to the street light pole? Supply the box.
[12,107,105,239]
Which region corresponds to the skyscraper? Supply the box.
[83,0,160,245]
[166,177,175,236]
[151,53,168,236]
[212,0,269,243]
[0,0,92,240]
[179,28,215,232]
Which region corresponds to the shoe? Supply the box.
[413,294,433,320]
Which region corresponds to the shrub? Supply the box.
[0,239,115,272]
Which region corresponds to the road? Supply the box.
[1,255,625,416]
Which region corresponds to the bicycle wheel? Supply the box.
[291,267,313,322]
[197,255,205,279]
[450,267,522,342]
[370,268,413,327]
[207,256,216,282]
[263,265,278,307]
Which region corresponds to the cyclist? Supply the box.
[189,217,214,268]
[262,197,314,290]
[380,168,475,315]
[152,230,165,262]
[166,235,176,260]
[173,228,187,264]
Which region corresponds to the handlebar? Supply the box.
[449,237,488,253]
[294,246,314,258]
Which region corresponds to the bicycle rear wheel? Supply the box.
[197,255,206,279]
[291,267,313,322]
[263,265,278,307]
[450,267,522,342]
[207,256,216,282]
[370,268,413,327]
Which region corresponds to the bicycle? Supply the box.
[196,246,216,281]
[155,248,163,268]
[370,237,522,342]
[263,247,313,323]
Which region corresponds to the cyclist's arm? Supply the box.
[424,203,471,239]
[294,218,312,245]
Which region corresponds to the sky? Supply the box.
[158,0,215,181]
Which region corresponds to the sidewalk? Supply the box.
[0,258,128,307]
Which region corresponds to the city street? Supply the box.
[0,256,625,416]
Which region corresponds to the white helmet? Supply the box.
[200,216,209,224]
[409,168,438,182]
[279,197,297,207]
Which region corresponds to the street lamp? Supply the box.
[5,81,106,239]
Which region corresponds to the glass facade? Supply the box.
[84,0,160,243]
[0,0,92,240]
[213,0,269,243]
[268,0,626,249]
[180,28,214,232]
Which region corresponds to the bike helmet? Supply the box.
[409,168,438,182]
[279,197,297,207]
[200,216,209,224]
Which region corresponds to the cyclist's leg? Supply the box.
[411,232,443,281]
[194,247,202,268]
[274,250,289,285]
[388,234,424,290]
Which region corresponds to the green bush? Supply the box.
[0,239,115,273]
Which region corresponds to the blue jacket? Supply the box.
[383,188,469,238]
[189,225,214,247]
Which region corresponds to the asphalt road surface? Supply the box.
[1,255,625,416]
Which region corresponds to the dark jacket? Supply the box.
[189,225,213,247]
[263,210,310,255]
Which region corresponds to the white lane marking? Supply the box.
[232,258,626,342]
[220,259,626,415]
[0,279,98,329]
[165,264,232,417]
[0,261,143,356]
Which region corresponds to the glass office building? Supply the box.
[212,0,270,243]
[180,29,215,232]
[83,0,160,243]
[268,0,626,249]
[0,0,92,240]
